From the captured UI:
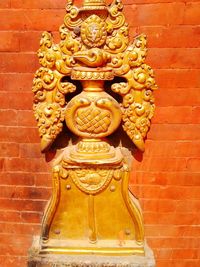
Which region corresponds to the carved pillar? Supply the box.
[28,0,157,266]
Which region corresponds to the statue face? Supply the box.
[87,23,101,42]
[81,15,107,47]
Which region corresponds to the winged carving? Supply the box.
[33,0,157,152]
[109,35,157,151]
[33,32,76,152]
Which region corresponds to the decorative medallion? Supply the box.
[70,168,113,194]
[81,15,107,47]
[76,107,111,134]
[65,91,122,139]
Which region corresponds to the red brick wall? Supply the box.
[0,0,199,266]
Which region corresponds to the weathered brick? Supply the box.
[0,53,39,73]
[19,143,43,158]
[0,92,33,110]
[148,124,200,140]
[11,0,67,9]
[186,158,200,172]
[0,172,35,186]
[130,25,200,48]
[132,171,200,186]
[142,140,200,158]
[0,198,47,212]
[124,2,185,26]
[3,158,50,172]
[0,256,27,267]
[0,109,18,126]
[0,0,10,8]
[155,88,200,106]
[0,126,40,143]
[155,69,200,88]
[0,73,34,92]
[0,32,20,52]
[0,222,41,235]
[0,185,51,200]
[0,142,19,157]
[147,48,200,69]
[132,157,188,172]
[183,2,200,25]
[0,9,65,31]
[17,110,36,127]
[152,107,193,124]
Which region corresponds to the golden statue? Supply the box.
[29,0,157,266]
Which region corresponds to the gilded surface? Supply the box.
[32,0,157,258]
[33,0,157,152]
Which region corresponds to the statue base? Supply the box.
[28,236,155,267]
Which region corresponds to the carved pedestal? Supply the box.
[28,0,157,266]
[28,146,155,266]
[29,139,156,266]
[36,148,144,253]
[28,144,155,266]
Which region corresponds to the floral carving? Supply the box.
[33,67,76,151]
[33,0,157,152]
[110,35,157,151]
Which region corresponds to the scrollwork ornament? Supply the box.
[109,32,157,151]
[33,0,157,153]
[37,32,57,69]
[34,102,64,139]
[107,0,125,30]
[64,1,82,29]
[33,66,76,151]
[105,25,129,54]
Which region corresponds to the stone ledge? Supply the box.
[28,236,155,267]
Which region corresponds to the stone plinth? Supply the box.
[28,236,155,267]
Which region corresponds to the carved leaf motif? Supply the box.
[33,8,83,152]
[33,66,76,152]
[107,0,125,30]
[105,26,129,54]
[37,32,58,69]
[111,34,157,151]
